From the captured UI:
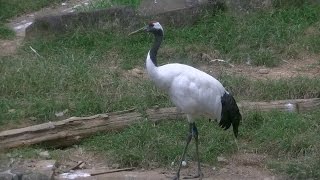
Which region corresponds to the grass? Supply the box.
[0,0,62,21]
[82,118,237,167]
[81,110,320,179]
[244,110,320,179]
[0,24,15,39]
[0,1,320,179]
[0,0,62,39]
[167,5,320,67]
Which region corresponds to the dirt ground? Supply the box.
[0,146,282,180]
[1,0,318,179]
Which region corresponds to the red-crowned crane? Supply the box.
[129,21,242,180]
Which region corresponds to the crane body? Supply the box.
[129,21,242,180]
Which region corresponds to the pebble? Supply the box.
[38,151,51,159]
[258,68,269,74]
[8,109,16,113]
[111,163,120,169]
[217,156,228,163]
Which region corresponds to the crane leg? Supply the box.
[172,123,193,180]
[183,123,203,179]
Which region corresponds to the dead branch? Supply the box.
[0,98,319,150]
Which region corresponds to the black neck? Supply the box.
[149,30,163,67]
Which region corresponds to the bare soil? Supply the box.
[201,56,320,80]
[0,147,284,180]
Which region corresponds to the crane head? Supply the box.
[129,21,164,36]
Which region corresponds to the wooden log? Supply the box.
[0,98,319,150]
[0,109,142,150]
[146,98,320,122]
[237,98,320,113]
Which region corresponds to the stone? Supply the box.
[258,68,269,74]
[111,163,120,169]
[217,156,228,163]
[29,117,37,121]
[55,109,68,117]
[21,172,51,180]
[0,170,18,180]
[35,160,56,171]
[38,151,51,159]
[11,168,30,178]
[130,68,144,78]
[8,109,16,113]
[219,167,229,173]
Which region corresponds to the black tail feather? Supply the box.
[219,92,242,138]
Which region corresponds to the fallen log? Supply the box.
[0,98,319,150]
[146,98,320,122]
[0,109,142,150]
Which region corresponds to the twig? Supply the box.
[210,59,234,67]
[29,46,42,58]
[90,167,135,176]
[282,60,289,63]
[69,161,84,171]
[108,108,136,115]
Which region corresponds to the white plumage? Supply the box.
[146,52,225,122]
[130,21,241,180]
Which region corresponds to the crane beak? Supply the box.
[128,26,147,36]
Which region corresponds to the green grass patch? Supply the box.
[220,75,320,100]
[81,110,320,179]
[177,5,320,67]
[82,118,236,167]
[243,110,320,179]
[0,24,15,39]
[0,0,62,21]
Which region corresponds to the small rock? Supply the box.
[212,166,216,171]
[264,176,275,180]
[181,161,187,167]
[258,68,269,74]
[55,109,68,117]
[78,161,85,169]
[217,156,228,163]
[22,172,51,180]
[130,68,144,78]
[149,162,159,168]
[35,160,56,171]
[29,117,37,121]
[111,163,120,169]
[219,167,229,173]
[201,53,211,61]
[38,151,51,159]
[8,109,16,113]
[11,168,31,179]
[0,172,15,180]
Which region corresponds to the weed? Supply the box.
[243,110,320,179]
[0,0,61,21]
[82,118,236,167]
[0,24,15,39]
